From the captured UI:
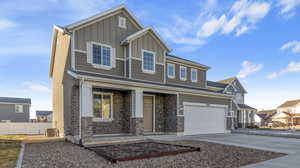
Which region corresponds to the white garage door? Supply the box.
[184,103,226,135]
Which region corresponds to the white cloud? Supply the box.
[160,0,270,51]
[280,40,300,53]
[277,0,300,16]
[237,61,263,78]
[198,0,271,37]
[268,61,300,79]
[0,19,16,30]
[23,82,51,92]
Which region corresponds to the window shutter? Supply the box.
[111,48,116,68]
[86,42,92,64]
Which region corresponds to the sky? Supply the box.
[0,0,300,118]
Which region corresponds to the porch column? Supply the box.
[130,88,144,135]
[80,82,93,143]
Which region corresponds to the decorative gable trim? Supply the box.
[223,77,247,94]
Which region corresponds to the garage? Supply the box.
[184,103,227,135]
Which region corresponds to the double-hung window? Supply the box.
[180,66,187,81]
[92,42,112,68]
[191,68,198,82]
[93,92,113,121]
[167,63,175,79]
[15,105,23,113]
[142,49,155,73]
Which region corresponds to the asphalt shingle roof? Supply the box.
[218,77,236,84]
[278,99,300,108]
[207,81,228,88]
[0,97,31,104]
[238,104,256,110]
[36,111,52,116]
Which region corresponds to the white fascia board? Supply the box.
[67,70,232,99]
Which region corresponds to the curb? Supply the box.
[16,143,25,168]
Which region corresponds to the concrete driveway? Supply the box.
[151,134,300,168]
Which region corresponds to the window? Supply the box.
[142,50,155,73]
[93,92,113,121]
[167,63,175,79]
[15,105,23,113]
[191,68,198,82]
[180,66,187,81]
[92,43,112,67]
[118,16,126,28]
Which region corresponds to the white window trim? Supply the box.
[167,63,175,79]
[180,66,187,81]
[92,92,114,122]
[191,68,198,82]
[118,16,127,29]
[142,49,156,74]
[91,41,113,70]
[15,104,23,113]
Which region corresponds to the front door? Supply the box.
[143,96,154,132]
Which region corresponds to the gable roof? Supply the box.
[238,104,256,110]
[218,77,247,94]
[166,54,211,70]
[65,5,143,30]
[36,111,52,116]
[207,81,227,88]
[0,97,31,104]
[278,99,300,108]
[121,27,171,52]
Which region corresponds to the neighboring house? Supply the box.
[207,77,257,128]
[256,109,277,126]
[36,111,53,122]
[0,97,31,122]
[49,5,233,144]
[272,99,300,125]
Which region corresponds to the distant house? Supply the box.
[272,99,300,125]
[256,110,277,126]
[207,77,257,128]
[36,111,53,122]
[0,97,31,122]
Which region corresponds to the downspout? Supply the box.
[79,77,84,145]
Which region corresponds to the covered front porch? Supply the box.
[79,82,181,144]
[236,104,257,128]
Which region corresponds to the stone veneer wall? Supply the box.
[130,118,143,135]
[165,94,179,132]
[154,95,166,132]
[70,86,80,136]
[93,90,131,134]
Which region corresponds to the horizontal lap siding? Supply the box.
[0,104,30,122]
[131,59,164,83]
[166,62,207,88]
[75,52,124,76]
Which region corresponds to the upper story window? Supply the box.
[15,105,23,113]
[93,92,113,121]
[180,66,187,81]
[167,63,175,79]
[191,68,198,82]
[118,16,126,29]
[142,49,155,74]
[92,42,112,67]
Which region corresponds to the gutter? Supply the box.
[68,70,232,99]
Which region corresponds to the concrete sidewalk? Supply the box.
[232,129,300,139]
[150,134,300,168]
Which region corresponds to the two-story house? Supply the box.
[36,110,53,122]
[207,77,257,129]
[272,99,300,125]
[0,97,31,122]
[49,5,233,144]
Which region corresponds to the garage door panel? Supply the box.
[184,105,226,135]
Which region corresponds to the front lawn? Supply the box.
[0,135,24,168]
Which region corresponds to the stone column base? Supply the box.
[81,117,93,144]
[130,117,143,135]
